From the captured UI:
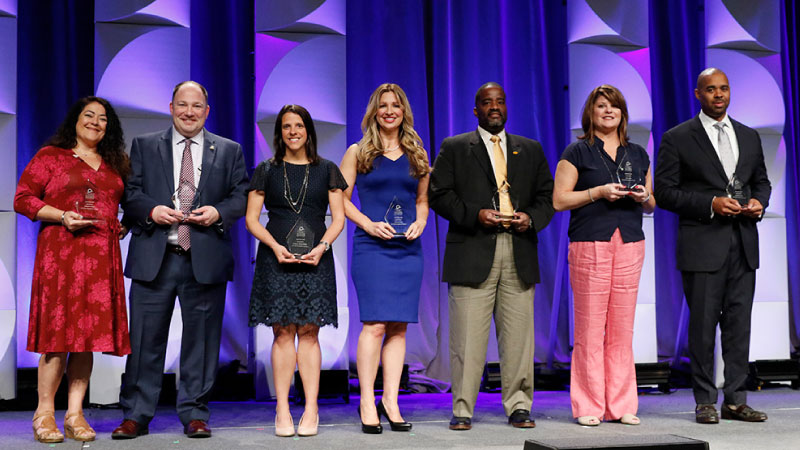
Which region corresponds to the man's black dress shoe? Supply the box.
[184,420,211,438]
[695,404,719,424]
[449,416,472,431]
[376,400,412,431]
[721,404,767,422]
[358,406,383,434]
[508,409,536,428]
[111,419,149,440]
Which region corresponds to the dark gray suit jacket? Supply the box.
[123,127,248,284]
[655,116,771,272]
[429,130,554,285]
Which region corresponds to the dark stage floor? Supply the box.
[1,388,798,449]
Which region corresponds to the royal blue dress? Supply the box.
[351,154,423,323]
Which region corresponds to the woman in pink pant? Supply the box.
[553,85,656,426]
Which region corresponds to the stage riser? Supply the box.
[524,434,709,450]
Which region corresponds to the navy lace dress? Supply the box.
[248,158,347,327]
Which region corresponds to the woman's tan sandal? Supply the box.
[32,411,64,443]
[64,411,96,442]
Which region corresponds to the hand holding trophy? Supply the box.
[492,181,516,227]
[726,174,751,208]
[383,196,414,238]
[171,180,200,221]
[73,179,102,223]
[286,217,315,258]
[615,153,644,192]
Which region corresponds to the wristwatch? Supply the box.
[320,240,331,252]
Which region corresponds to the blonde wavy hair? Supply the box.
[356,83,430,179]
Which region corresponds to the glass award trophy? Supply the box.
[74,179,101,222]
[616,154,643,191]
[726,174,750,206]
[171,180,200,220]
[286,217,314,257]
[492,182,516,224]
[383,196,413,238]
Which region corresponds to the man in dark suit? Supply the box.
[429,82,554,430]
[112,81,248,439]
[655,68,771,424]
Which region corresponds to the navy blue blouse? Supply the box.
[560,138,649,243]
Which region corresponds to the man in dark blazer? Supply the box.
[112,81,248,439]
[655,68,770,424]
[429,82,554,430]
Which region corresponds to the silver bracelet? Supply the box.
[588,188,595,203]
[60,211,67,226]
[641,191,651,203]
[320,240,331,252]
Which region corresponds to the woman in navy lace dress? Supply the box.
[246,104,346,437]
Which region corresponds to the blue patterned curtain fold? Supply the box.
[648,0,705,368]
[781,0,800,356]
[190,0,256,366]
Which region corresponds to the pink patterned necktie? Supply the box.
[177,138,195,250]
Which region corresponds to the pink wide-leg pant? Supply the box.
[568,229,645,420]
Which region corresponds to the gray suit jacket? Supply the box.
[123,127,248,284]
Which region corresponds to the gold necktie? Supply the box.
[490,135,513,221]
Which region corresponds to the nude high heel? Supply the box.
[297,412,319,436]
[275,413,295,437]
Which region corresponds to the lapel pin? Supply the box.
[210,145,215,150]
[512,151,519,155]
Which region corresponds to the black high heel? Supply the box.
[377,400,412,432]
[358,404,383,434]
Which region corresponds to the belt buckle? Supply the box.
[169,245,189,256]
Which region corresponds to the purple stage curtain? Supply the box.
[16,0,95,367]
[648,0,705,369]
[190,0,255,368]
[347,0,571,388]
[782,0,800,357]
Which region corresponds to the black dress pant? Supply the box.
[682,223,755,406]
[120,251,227,426]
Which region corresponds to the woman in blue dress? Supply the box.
[340,83,430,434]
[246,104,347,437]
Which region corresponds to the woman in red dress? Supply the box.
[14,96,131,443]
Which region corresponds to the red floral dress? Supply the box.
[14,146,130,356]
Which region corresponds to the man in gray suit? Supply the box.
[113,81,248,439]
[429,82,554,430]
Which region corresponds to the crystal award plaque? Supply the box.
[286,217,315,257]
[384,196,413,238]
[726,174,751,206]
[171,180,200,220]
[74,179,101,222]
[616,153,643,191]
[492,183,516,223]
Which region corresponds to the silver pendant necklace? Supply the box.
[283,161,310,215]
[593,141,626,184]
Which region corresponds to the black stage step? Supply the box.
[524,434,708,450]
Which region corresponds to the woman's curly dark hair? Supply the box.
[45,96,130,180]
